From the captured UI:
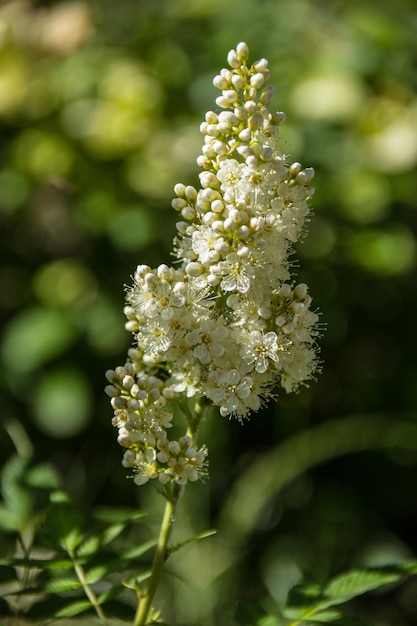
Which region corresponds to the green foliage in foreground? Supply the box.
[1,427,416,626]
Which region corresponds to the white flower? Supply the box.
[138,319,171,354]
[216,159,246,202]
[204,368,254,418]
[107,42,322,486]
[240,330,280,373]
[191,227,222,265]
[214,252,253,293]
[185,317,229,365]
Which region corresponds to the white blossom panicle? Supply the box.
[106,43,321,487]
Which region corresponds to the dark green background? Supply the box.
[1,0,417,623]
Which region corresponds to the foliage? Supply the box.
[1,436,417,625]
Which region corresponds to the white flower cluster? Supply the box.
[106,42,321,487]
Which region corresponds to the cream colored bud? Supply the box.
[289,162,302,177]
[185,185,198,201]
[244,100,257,113]
[271,111,286,125]
[227,49,240,68]
[294,283,308,299]
[205,110,218,123]
[248,111,264,130]
[196,155,210,168]
[185,262,204,277]
[211,199,224,213]
[253,58,268,72]
[105,385,119,397]
[181,206,195,220]
[169,440,181,454]
[232,74,245,89]
[250,72,265,88]
[171,198,187,211]
[236,42,249,58]
[238,225,250,239]
[260,84,275,105]
[174,183,186,196]
[213,74,229,89]
[239,128,251,142]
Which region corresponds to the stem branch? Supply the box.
[71,553,108,625]
[134,483,185,626]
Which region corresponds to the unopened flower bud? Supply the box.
[236,41,249,58]
[260,84,275,105]
[248,111,264,130]
[227,49,240,68]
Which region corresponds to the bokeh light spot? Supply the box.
[33,368,92,438]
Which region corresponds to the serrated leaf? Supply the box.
[76,533,101,557]
[24,594,83,620]
[100,521,127,546]
[43,576,82,592]
[0,556,46,567]
[85,563,109,584]
[284,562,417,622]
[170,528,217,555]
[324,568,402,603]
[0,555,73,570]
[76,521,128,559]
[53,599,92,618]
[120,538,158,561]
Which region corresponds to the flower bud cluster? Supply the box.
[106,43,321,486]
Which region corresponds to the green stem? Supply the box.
[134,398,209,625]
[134,483,185,626]
[70,550,108,625]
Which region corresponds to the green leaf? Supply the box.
[0,504,20,532]
[170,528,217,554]
[120,538,158,561]
[100,521,127,546]
[0,555,73,570]
[26,462,60,490]
[284,562,417,622]
[77,521,127,557]
[323,568,402,604]
[0,454,32,526]
[85,563,110,584]
[43,576,83,592]
[76,533,101,557]
[53,599,92,618]
[42,490,85,552]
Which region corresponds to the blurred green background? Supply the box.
[1,0,417,624]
